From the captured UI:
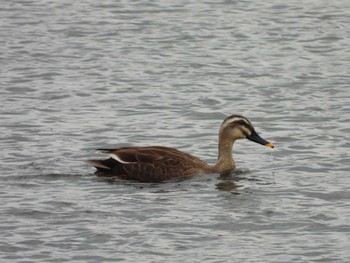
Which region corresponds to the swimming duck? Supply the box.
[87,114,274,182]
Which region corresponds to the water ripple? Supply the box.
[1,0,350,262]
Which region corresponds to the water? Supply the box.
[1,0,350,262]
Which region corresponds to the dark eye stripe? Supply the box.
[236,120,252,130]
[228,121,252,136]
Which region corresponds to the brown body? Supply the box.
[87,115,274,182]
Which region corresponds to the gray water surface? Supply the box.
[1,0,350,262]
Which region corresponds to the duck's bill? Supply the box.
[247,130,274,148]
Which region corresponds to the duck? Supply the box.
[87,114,274,182]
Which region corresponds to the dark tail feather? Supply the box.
[87,157,119,169]
[87,158,124,177]
[86,160,110,170]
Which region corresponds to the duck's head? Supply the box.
[220,114,274,148]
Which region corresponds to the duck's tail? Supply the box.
[86,158,124,177]
[86,160,110,170]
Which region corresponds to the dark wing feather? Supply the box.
[115,149,162,163]
[122,154,199,182]
[96,146,210,182]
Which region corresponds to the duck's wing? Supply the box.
[89,146,209,182]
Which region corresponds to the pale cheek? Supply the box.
[240,126,251,136]
[239,131,248,139]
[231,130,245,139]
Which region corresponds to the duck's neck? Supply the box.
[214,137,236,173]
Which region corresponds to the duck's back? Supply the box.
[87,146,211,182]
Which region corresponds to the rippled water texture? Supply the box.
[1,0,350,262]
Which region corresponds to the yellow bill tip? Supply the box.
[265,143,274,148]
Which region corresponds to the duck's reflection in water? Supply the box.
[216,180,240,194]
[216,169,252,193]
